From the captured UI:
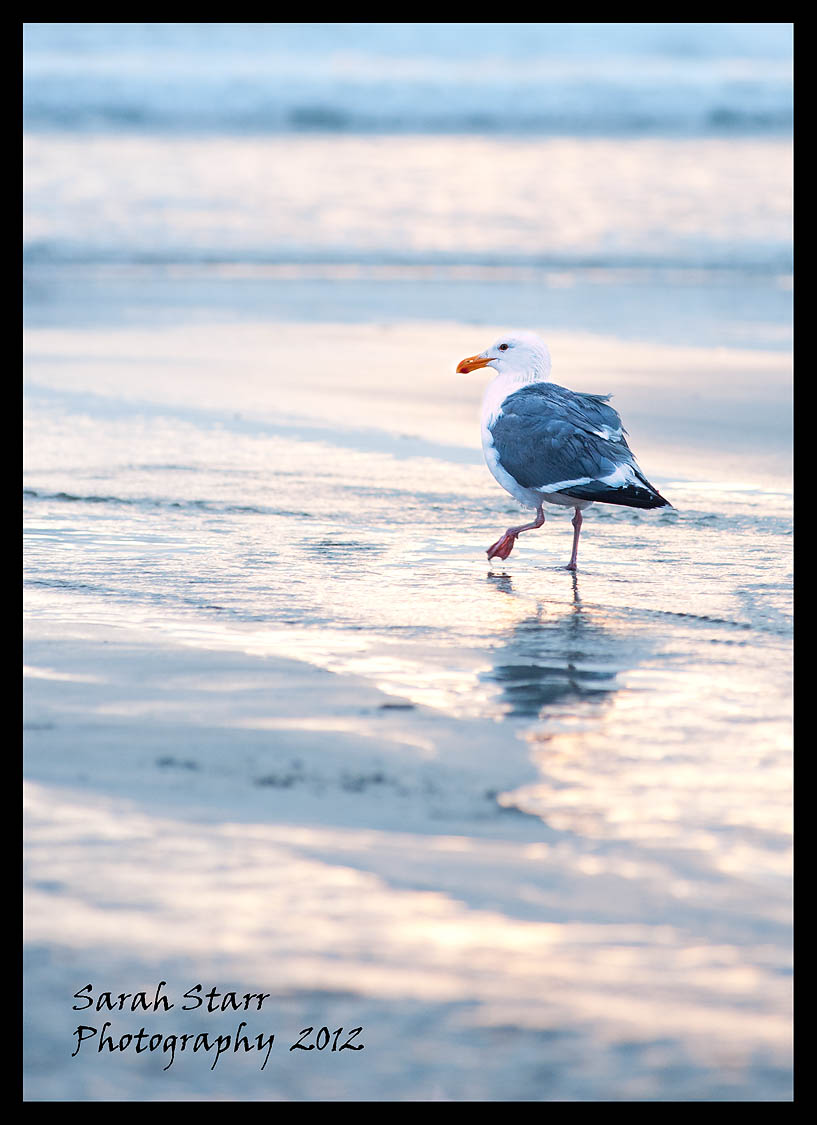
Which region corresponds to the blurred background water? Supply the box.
[23,22,793,134]
[24,22,792,271]
[24,23,792,1101]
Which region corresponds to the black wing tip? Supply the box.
[605,489,670,509]
[558,483,672,509]
[638,488,673,510]
[646,483,674,509]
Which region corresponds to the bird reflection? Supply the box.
[483,570,624,718]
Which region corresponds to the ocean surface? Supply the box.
[23,22,793,137]
[24,23,792,1101]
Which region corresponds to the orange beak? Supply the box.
[456,353,493,374]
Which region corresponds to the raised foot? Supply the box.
[487,532,517,560]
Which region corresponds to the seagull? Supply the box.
[456,331,671,569]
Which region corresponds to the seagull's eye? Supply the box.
[499,343,509,351]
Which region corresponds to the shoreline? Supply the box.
[24,264,792,1101]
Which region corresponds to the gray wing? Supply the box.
[490,383,669,509]
[544,383,628,443]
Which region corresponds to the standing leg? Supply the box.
[487,506,545,560]
[566,507,583,570]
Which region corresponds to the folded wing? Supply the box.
[490,383,669,509]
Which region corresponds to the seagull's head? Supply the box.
[456,331,552,382]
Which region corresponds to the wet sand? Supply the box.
[24,273,792,1099]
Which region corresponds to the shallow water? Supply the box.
[24,271,792,1100]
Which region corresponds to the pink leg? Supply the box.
[487,506,545,560]
[566,507,583,570]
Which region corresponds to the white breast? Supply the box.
[480,374,543,511]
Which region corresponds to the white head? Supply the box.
[456,331,552,383]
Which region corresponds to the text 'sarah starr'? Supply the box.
[72,982,271,1013]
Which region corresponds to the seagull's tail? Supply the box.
[560,470,673,510]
